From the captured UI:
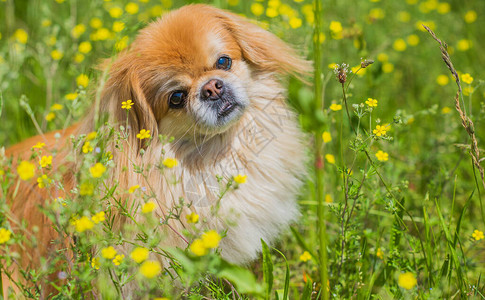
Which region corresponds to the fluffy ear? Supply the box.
[98,53,158,148]
[215,8,312,79]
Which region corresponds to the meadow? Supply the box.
[1,0,485,298]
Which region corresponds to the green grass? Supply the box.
[1,0,485,298]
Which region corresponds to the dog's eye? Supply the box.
[216,56,232,70]
[169,91,186,108]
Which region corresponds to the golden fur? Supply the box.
[4,4,310,297]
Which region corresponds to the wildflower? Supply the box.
[39,155,53,168]
[398,272,417,290]
[369,8,384,20]
[109,7,123,18]
[375,150,389,161]
[407,34,419,46]
[328,63,338,69]
[190,239,209,256]
[393,39,407,51]
[51,49,63,60]
[329,21,343,39]
[322,131,332,143]
[137,129,151,140]
[201,230,221,249]
[361,59,374,68]
[436,75,449,86]
[37,175,52,188]
[41,19,52,27]
[89,163,106,178]
[82,141,93,153]
[382,62,394,73]
[441,106,452,114]
[437,3,450,14]
[139,260,161,278]
[131,247,149,263]
[86,132,97,141]
[233,174,247,184]
[125,2,139,14]
[76,74,89,88]
[463,86,474,96]
[74,216,94,232]
[74,53,85,63]
[266,7,278,18]
[186,212,199,223]
[78,41,92,54]
[325,154,335,164]
[14,29,28,44]
[112,21,125,33]
[365,98,378,107]
[115,36,129,51]
[461,73,473,84]
[50,103,63,111]
[464,10,477,23]
[92,211,105,224]
[71,24,86,38]
[329,104,342,111]
[334,63,348,83]
[129,185,140,193]
[91,257,100,269]
[101,246,117,259]
[398,11,410,22]
[325,194,333,203]
[373,125,388,137]
[79,182,94,196]
[457,39,471,51]
[377,53,388,62]
[299,251,312,262]
[17,161,36,180]
[376,248,384,259]
[45,112,56,121]
[113,254,125,266]
[472,230,484,241]
[92,28,111,41]
[89,18,102,29]
[0,228,12,244]
[289,17,302,29]
[32,142,46,149]
[142,202,156,214]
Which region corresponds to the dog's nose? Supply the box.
[201,79,224,101]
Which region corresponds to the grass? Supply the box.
[1,0,485,298]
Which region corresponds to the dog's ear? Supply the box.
[97,53,158,149]
[214,8,312,79]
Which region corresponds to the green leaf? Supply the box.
[217,261,264,296]
[261,239,274,300]
[273,249,290,300]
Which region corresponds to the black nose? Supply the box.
[201,79,224,101]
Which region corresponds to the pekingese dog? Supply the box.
[4,4,310,296]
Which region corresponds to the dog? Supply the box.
[3,4,310,296]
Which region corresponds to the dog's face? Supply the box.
[101,4,310,151]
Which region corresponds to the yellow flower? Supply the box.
[112,21,125,33]
[328,63,338,69]
[101,246,117,259]
[78,41,92,54]
[398,272,417,290]
[113,254,124,266]
[89,17,102,29]
[376,248,384,259]
[129,185,140,194]
[32,142,46,149]
[82,141,93,153]
[37,175,52,188]
[91,257,100,269]
[50,104,63,112]
[0,228,12,244]
[407,34,419,46]
[39,155,53,168]
[461,73,473,84]
[266,7,279,18]
[92,211,105,224]
[122,100,134,110]
[457,39,471,51]
[186,212,199,223]
[131,247,149,263]
[437,3,450,14]
[299,251,312,262]
[472,229,484,241]
[139,260,161,278]
[325,154,335,164]
[45,112,56,121]
[125,2,139,14]
[325,194,333,203]
[51,49,63,60]
[74,216,94,232]
[17,161,36,180]
[76,74,89,88]
[109,7,123,18]
[464,10,477,23]
[375,150,389,161]
[92,28,111,41]
[322,131,332,143]
[398,11,410,22]
[416,20,435,32]
[201,230,221,249]
[436,74,449,86]
[382,62,394,73]
[441,106,452,114]
[115,36,129,51]
[289,17,302,29]
[74,53,85,63]
[393,39,407,51]
[369,8,384,19]
[233,174,247,184]
[71,24,86,38]
[79,182,94,196]
[142,202,156,214]
[377,53,388,62]
[373,125,388,137]
[14,29,28,44]
[365,98,378,107]
[137,129,151,140]
[329,103,342,111]
[90,163,106,178]
[463,86,474,96]
[190,239,209,256]
[228,0,239,5]
[329,21,343,39]
[41,19,52,27]
[86,131,97,141]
